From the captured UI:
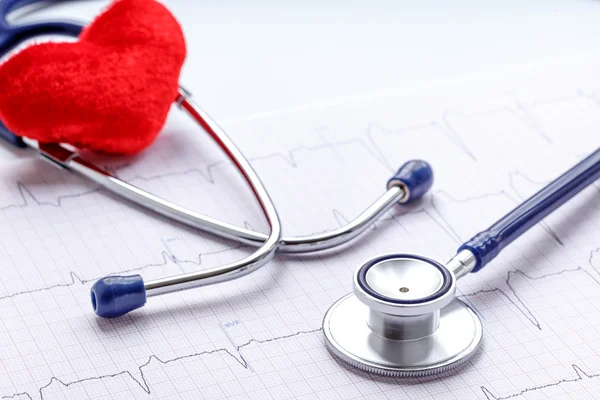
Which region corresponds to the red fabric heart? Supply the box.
[0,0,186,154]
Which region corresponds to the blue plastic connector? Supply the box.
[90,275,147,318]
[387,160,434,204]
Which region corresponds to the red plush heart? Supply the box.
[0,0,186,154]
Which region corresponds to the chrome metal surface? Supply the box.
[70,155,265,246]
[386,179,410,203]
[25,88,406,297]
[278,186,403,252]
[143,91,281,296]
[323,294,482,377]
[38,143,77,170]
[353,255,456,316]
[365,258,445,301]
[447,250,477,280]
[24,125,403,254]
[367,309,439,340]
[26,125,283,296]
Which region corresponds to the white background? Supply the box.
[10,0,600,121]
[2,2,600,399]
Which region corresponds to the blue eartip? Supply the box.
[90,275,146,318]
[387,160,434,203]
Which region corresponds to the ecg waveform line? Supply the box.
[364,90,600,178]
[439,114,479,161]
[506,92,554,144]
[1,328,322,400]
[0,137,393,214]
[119,137,391,186]
[0,90,598,400]
[0,182,101,211]
[459,248,600,330]
[481,364,600,400]
[429,190,515,243]
[1,95,591,216]
[0,199,451,303]
[364,120,477,169]
[0,174,587,330]
[0,245,243,301]
[440,89,585,146]
[0,163,567,262]
[2,86,596,213]
[0,164,560,246]
[0,99,554,212]
[477,248,600,399]
[0,199,595,399]
[0,182,514,303]
[5,247,597,400]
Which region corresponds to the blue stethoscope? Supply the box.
[1,0,600,377]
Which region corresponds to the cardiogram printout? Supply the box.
[0,56,600,400]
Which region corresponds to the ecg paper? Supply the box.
[1,57,600,400]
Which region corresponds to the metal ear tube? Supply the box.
[3,0,600,382]
[87,149,434,318]
[0,0,440,321]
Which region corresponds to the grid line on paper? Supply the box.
[0,63,599,399]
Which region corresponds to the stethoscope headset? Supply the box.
[1,0,599,377]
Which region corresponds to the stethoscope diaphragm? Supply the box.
[322,254,482,377]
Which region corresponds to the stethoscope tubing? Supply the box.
[13,88,414,297]
[0,0,412,258]
[4,0,598,319]
[25,90,408,255]
[17,92,600,292]
[0,0,83,56]
[455,147,600,275]
[43,89,285,298]
[143,91,282,296]
[323,146,600,377]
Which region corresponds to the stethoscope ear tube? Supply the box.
[459,148,600,272]
[0,0,83,55]
[88,89,284,318]
[6,103,436,317]
[0,121,25,148]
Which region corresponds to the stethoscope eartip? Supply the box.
[387,160,434,204]
[90,275,147,318]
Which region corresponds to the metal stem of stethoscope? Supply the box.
[4,0,599,381]
[323,148,600,377]
[17,87,433,317]
[20,88,282,315]
[31,138,405,251]
[142,91,283,296]
[25,105,408,254]
[0,0,430,320]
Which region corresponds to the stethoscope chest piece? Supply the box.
[323,254,482,377]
